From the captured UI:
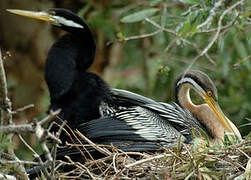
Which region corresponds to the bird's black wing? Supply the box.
[72,105,185,153]
[54,112,181,160]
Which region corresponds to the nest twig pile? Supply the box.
[50,131,251,180]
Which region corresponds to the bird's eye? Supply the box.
[207,91,212,97]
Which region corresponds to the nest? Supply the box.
[39,131,251,180]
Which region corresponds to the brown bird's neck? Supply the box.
[176,83,197,112]
[176,83,225,141]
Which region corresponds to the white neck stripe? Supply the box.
[177,77,206,98]
[52,16,84,29]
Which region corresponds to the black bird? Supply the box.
[7,8,115,133]
[8,8,241,176]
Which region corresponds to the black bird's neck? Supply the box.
[45,26,96,100]
[45,20,114,127]
[62,26,96,70]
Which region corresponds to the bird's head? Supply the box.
[7,8,96,100]
[7,8,87,32]
[175,70,241,139]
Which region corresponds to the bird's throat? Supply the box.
[177,83,197,114]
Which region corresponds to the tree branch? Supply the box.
[197,0,226,29]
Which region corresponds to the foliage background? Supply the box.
[0,0,250,158]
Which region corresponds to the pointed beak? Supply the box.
[204,93,236,134]
[6,9,56,24]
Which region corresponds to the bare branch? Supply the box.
[0,159,39,165]
[18,135,53,180]
[12,104,34,114]
[51,120,66,177]
[124,30,162,41]
[198,14,239,33]
[125,154,167,168]
[0,46,11,115]
[197,0,226,29]
[0,124,35,133]
[145,18,215,65]
[185,0,246,73]
[0,110,61,145]
[65,156,97,180]
[76,130,112,156]
[0,47,28,180]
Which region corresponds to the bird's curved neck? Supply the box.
[175,83,197,113]
[54,25,96,70]
[175,82,223,140]
[175,82,215,138]
[66,27,96,70]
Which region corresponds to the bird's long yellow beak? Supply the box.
[6,9,56,24]
[204,94,235,134]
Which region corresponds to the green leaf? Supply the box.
[117,32,126,41]
[176,163,191,171]
[180,0,200,5]
[121,8,159,23]
[161,3,167,28]
[150,0,163,6]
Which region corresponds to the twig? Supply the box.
[113,153,119,173]
[124,30,162,41]
[54,119,105,174]
[65,156,97,180]
[184,0,246,73]
[145,18,215,65]
[233,54,251,69]
[53,116,88,161]
[38,110,61,126]
[111,154,167,180]
[145,17,176,35]
[76,129,112,156]
[0,159,39,165]
[0,124,35,133]
[51,120,66,177]
[18,135,39,157]
[0,46,11,122]
[243,158,251,179]
[198,15,239,33]
[15,111,61,179]
[34,111,61,165]
[197,0,225,29]
[125,154,166,168]
[11,104,34,114]
[18,135,52,179]
[0,46,28,180]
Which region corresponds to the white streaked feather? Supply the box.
[52,16,84,28]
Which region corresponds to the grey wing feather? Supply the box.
[114,106,186,143]
[142,102,204,136]
[111,88,158,105]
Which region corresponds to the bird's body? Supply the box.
[8,8,241,177]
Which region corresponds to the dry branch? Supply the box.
[185,0,247,73]
[0,46,28,179]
